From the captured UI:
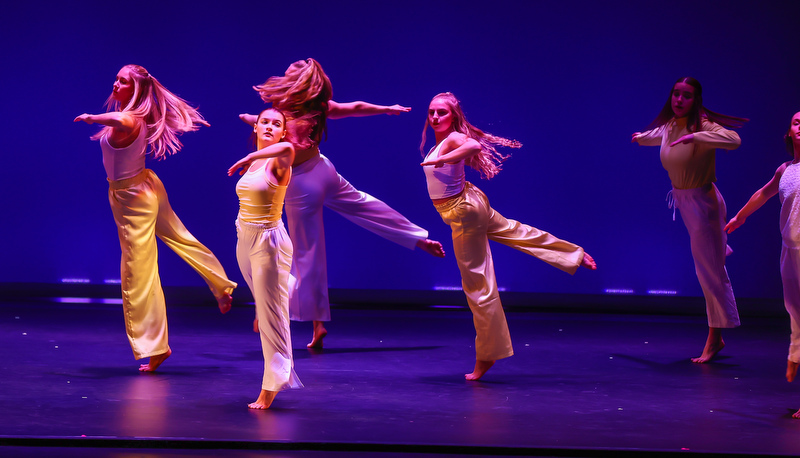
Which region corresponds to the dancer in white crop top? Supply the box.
[74,65,237,372]
[725,111,800,418]
[420,92,597,381]
[229,108,302,410]
[633,77,747,364]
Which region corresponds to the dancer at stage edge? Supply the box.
[632,77,747,363]
[229,107,302,409]
[74,64,237,372]
[420,92,597,381]
[725,111,800,417]
[240,58,445,349]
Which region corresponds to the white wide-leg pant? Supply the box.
[108,169,237,359]
[284,154,428,322]
[435,182,585,361]
[671,184,740,328]
[236,218,302,391]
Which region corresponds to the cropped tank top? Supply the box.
[101,125,147,181]
[779,162,800,246]
[423,141,465,199]
[236,159,289,224]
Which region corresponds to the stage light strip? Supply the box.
[60,278,90,284]
[604,288,635,294]
[647,289,677,295]
[55,297,123,305]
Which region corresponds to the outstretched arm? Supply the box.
[725,163,786,233]
[420,133,480,167]
[73,112,137,132]
[228,141,295,176]
[327,100,410,120]
[632,126,665,146]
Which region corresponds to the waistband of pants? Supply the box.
[236,216,282,231]
[433,182,469,213]
[666,183,715,220]
[108,169,150,190]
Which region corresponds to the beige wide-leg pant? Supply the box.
[236,218,302,391]
[108,169,237,359]
[435,182,585,361]
[780,244,800,363]
[670,184,740,328]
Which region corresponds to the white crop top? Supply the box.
[101,126,147,181]
[423,141,465,199]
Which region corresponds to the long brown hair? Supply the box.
[92,64,209,160]
[253,58,333,149]
[420,92,521,179]
[644,77,748,133]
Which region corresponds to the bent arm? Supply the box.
[74,112,137,132]
[632,125,665,146]
[327,100,410,119]
[228,142,295,176]
[694,121,742,150]
[725,163,785,233]
[421,133,480,167]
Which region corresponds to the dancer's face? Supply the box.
[790,112,800,146]
[428,99,454,134]
[671,82,695,119]
[112,67,135,104]
[254,109,286,147]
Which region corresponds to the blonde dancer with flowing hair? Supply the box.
[75,65,237,372]
[241,58,445,349]
[420,92,596,380]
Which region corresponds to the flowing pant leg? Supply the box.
[109,170,168,359]
[781,245,800,363]
[285,154,428,322]
[236,219,302,391]
[150,172,237,299]
[674,184,740,328]
[436,184,513,361]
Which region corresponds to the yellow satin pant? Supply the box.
[108,169,236,359]
[435,182,584,361]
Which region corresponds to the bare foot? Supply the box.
[139,349,172,372]
[581,252,597,270]
[691,339,725,364]
[307,321,328,348]
[465,360,495,380]
[253,317,259,333]
[248,389,277,409]
[416,238,445,258]
[788,360,799,382]
[217,292,233,314]
[793,409,800,419]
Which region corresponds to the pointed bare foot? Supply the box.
[581,252,597,270]
[139,349,172,372]
[307,321,327,348]
[416,238,445,258]
[793,409,800,419]
[465,359,495,380]
[248,389,277,409]
[217,292,233,314]
[253,317,259,333]
[691,339,725,364]
[787,360,799,382]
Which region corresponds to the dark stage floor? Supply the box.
[3,298,800,457]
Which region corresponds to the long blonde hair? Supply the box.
[253,58,332,149]
[420,92,521,179]
[92,64,209,160]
